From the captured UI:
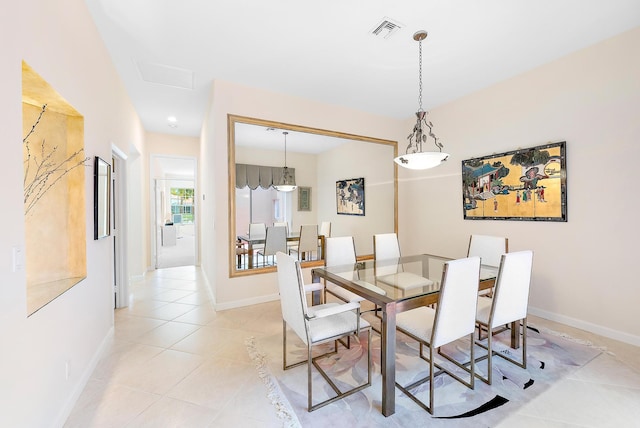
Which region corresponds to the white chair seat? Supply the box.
[326,280,386,303]
[396,306,435,341]
[377,271,434,290]
[353,280,386,295]
[307,303,371,342]
[326,284,364,303]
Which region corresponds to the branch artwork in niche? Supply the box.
[23,104,90,215]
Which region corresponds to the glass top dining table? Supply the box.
[311,253,505,417]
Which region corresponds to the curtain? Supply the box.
[235,163,295,190]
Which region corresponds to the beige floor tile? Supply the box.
[136,320,201,348]
[64,379,160,428]
[124,396,218,428]
[145,302,199,321]
[166,356,255,411]
[113,349,206,395]
[173,304,217,325]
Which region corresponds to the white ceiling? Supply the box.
[86,0,640,140]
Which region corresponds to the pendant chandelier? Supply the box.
[394,30,449,170]
[273,131,297,192]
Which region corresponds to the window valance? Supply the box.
[235,163,296,190]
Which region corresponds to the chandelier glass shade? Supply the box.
[394,30,449,170]
[273,131,297,192]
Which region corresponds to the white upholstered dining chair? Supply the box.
[324,236,386,304]
[257,225,287,266]
[276,251,372,412]
[289,224,318,261]
[373,233,434,292]
[395,256,481,414]
[475,250,533,385]
[467,234,508,295]
[248,222,266,265]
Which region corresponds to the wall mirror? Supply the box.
[94,156,111,240]
[228,115,397,277]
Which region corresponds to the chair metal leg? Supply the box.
[307,328,373,412]
[474,317,527,385]
[396,332,475,414]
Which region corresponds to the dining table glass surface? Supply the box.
[311,253,500,417]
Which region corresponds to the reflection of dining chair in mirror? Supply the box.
[248,222,266,266]
[467,234,508,296]
[373,233,434,294]
[274,221,294,253]
[274,221,289,233]
[235,238,248,269]
[395,256,481,415]
[289,224,318,261]
[257,226,287,267]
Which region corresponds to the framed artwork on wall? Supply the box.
[336,177,365,216]
[462,141,567,221]
[298,186,311,211]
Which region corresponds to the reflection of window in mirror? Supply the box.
[235,187,292,237]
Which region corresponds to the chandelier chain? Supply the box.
[418,38,423,111]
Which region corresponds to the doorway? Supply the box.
[150,155,197,269]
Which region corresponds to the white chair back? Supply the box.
[373,233,401,260]
[325,236,356,267]
[432,256,481,348]
[467,234,508,267]
[297,224,319,253]
[262,226,287,256]
[325,236,358,282]
[319,221,331,237]
[276,252,309,344]
[249,222,266,240]
[490,250,533,328]
[274,221,289,234]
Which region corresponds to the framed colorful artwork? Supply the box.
[462,141,567,221]
[336,177,365,216]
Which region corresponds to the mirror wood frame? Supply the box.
[228,114,398,277]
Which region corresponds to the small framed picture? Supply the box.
[298,186,311,211]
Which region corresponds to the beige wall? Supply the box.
[317,140,396,255]
[0,0,145,425]
[398,27,640,345]
[201,81,405,308]
[201,28,640,346]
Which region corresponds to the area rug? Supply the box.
[246,321,604,428]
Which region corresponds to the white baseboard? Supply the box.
[54,326,115,427]
[529,306,640,347]
[215,293,280,311]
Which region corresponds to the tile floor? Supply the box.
[64,266,640,427]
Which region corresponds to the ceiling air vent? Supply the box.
[370,18,402,39]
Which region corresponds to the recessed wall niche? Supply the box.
[22,61,88,316]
